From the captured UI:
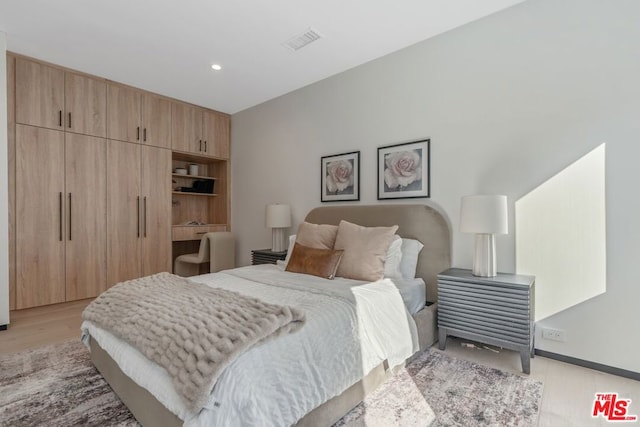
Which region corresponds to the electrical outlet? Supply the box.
[542,327,566,342]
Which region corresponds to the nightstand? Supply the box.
[251,249,287,265]
[437,268,535,374]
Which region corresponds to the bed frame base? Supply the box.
[295,363,389,427]
[91,337,182,427]
[89,303,437,427]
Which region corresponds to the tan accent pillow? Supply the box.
[295,222,339,250]
[334,220,399,281]
[285,243,344,280]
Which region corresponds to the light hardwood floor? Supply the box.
[0,301,638,426]
[0,299,92,355]
[440,336,640,427]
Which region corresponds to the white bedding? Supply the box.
[389,277,426,315]
[81,265,418,426]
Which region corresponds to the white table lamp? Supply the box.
[265,204,291,252]
[460,195,508,277]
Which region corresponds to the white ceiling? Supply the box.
[0,0,523,114]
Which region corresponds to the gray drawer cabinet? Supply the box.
[251,249,287,265]
[437,268,535,374]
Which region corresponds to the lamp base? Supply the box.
[473,233,497,277]
[272,228,287,252]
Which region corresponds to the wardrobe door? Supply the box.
[107,140,142,287]
[202,111,230,159]
[171,102,201,154]
[107,83,142,143]
[143,93,172,149]
[65,133,107,300]
[65,72,107,137]
[15,58,64,130]
[15,125,65,309]
[141,146,172,275]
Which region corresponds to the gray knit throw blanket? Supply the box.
[82,272,305,412]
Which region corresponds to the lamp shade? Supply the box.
[460,195,508,234]
[265,204,291,228]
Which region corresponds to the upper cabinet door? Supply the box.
[171,102,202,154]
[65,72,107,137]
[107,84,142,143]
[15,58,65,130]
[203,111,230,159]
[143,94,172,149]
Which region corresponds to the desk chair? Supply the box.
[174,232,235,277]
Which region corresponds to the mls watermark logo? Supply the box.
[592,393,637,422]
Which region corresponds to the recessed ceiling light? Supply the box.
[211,64,222,71]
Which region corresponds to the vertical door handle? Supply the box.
[143,128,147,142]
[137,126,140,141]
[59,192,63,241]
[58,110,62,127]
[144,196,147,237]
[68,193,72,241]
[136,196,140,238]
[204,141,207,152]
[199,140,202,151]
[68,112,72,129]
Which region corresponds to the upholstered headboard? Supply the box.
[305,203,451,302]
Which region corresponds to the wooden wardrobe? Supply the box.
[7,54,231,310]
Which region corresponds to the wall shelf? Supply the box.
[171,150,228,251]
[172,191,217,197]
[171,173,216,181]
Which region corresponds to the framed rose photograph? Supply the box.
[377,139,430,200]
[321,151,360,202]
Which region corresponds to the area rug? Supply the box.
[335,350,543,427]
[0,340,543,426]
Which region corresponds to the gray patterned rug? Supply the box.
[0,340,543,426]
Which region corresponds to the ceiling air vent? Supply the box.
[283,27,323,51]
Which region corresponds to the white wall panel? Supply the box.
[232,0,640,372]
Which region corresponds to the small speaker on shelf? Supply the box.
[193,180,215,194]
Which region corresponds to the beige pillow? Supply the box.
[285,243,344,279]
[295,222,339,250]
[334,220,399,281]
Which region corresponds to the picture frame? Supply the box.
[377,139,430,200]
[321,151,360,202]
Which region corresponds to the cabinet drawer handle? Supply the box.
[58,110,62,127]
[68,112,72,129]
[143,128,147,142]
[68,192,72,241]
[204,141,207,152]
[59,192,63,241]
[137,196,140,238]
[137,126,140,141]
[199,140,202,151]
[195,231,207,235]
[143,196,147,237]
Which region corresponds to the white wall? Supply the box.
[0,32,9,327]
[516,144,606,322]
[232,0,640,373]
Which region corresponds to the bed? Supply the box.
[82,203,451,426]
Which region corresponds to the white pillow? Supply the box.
[281,234,297,267]
[384,235,403,278]
[399,238,424,279]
